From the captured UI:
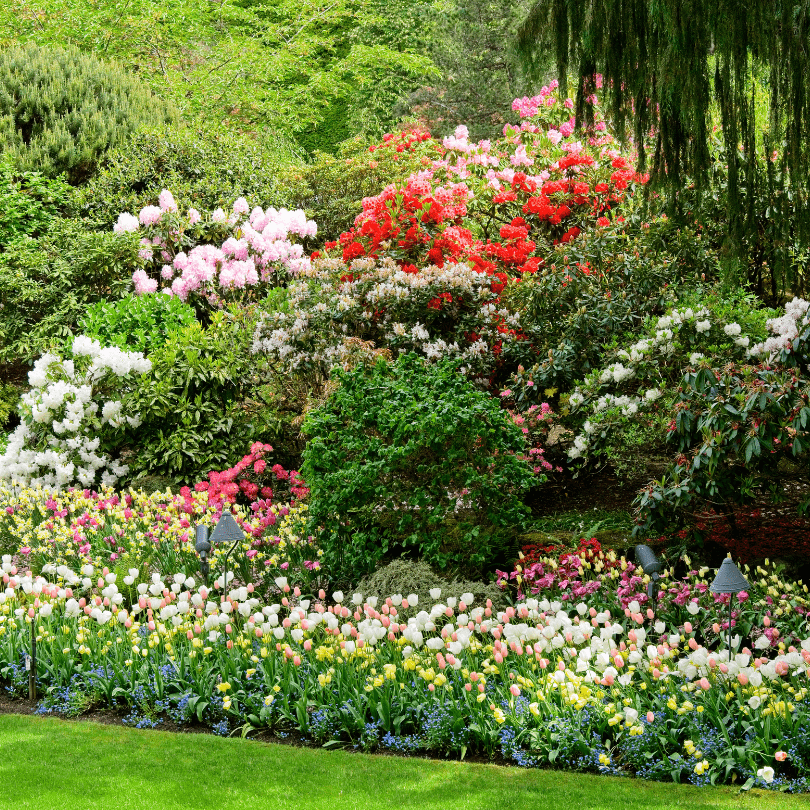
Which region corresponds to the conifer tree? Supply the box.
[0,42,175,183]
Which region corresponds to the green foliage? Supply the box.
[356,558,509,613]
[2,0,436,152]
[70,127,296,229]
[0,42,174,182]
[79,295,197,356]
[122,310,269,487]
[400,0,539,142]
[634,359,810,540]
[282,132,433,245]
[301,353,537,583]
[0,219,139,365]
[0,157,71,247]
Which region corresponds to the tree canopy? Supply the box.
[518,1,810,288]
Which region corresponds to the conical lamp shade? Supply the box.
[709,558,750,594]
[210,511,244,544]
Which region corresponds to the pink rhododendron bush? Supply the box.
[114,190,317,305]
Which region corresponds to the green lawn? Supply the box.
[0,714,804,810]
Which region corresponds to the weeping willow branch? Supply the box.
[518,1,810,297]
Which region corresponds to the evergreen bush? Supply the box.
[0,42,174,183]
[302,353,537,583]
[71,127,296,228]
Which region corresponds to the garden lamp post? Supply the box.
[635,544,663,616]
[709,556,750,655]
[195,512,245,601]
[195,525,211,585]
[27,615,36,701]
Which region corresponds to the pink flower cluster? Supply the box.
[114,192,318,304]
[192,442,308,515]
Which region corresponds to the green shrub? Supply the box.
[355,558,509,614]
[0,382,20,432]
[281,131,435,246]
[0,219,139,365]
[0,42,175,183]
[70,127,296,229]
[122,309,273,487]
[633,360,810,541]
[301,353,537,583]
[0,157,71,248]
[79,295,197,356]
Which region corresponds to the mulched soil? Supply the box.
[526,466,644,516]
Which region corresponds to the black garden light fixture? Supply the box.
[195,525,212,584]
[635,544,663,614]
[195,512,245,601]
[710,556,750,656]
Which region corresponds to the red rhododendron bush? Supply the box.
[325,80,646,276]
[253,82,650,387]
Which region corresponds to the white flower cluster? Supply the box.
[565,304,754,463]
[252,257,520,378]
[748,297,810,359]
[0,336,151,490]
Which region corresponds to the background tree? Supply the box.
[517,1,810,300]
[400,0,540,142]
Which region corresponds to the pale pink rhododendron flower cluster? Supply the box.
[252,257,531,381]
[114,191,317,305]
[0,337,150,489]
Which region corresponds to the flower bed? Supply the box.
[1,499,809,790]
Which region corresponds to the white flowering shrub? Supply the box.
[0,336,151,489]
[748,297,810,360]
[113,189,317,305]
[252,256,536,383]
[556,296,775,472]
